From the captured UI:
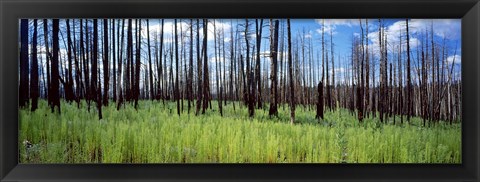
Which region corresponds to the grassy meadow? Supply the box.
[19,99,461,163]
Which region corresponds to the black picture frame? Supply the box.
[1,0,479,181]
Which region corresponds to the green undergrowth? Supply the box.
[19,99,461,163]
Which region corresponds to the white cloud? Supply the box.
[316,19,359,27]
[445,55,461,65]
[408,19,460,40]
[146,19,232,44]
[315,19,361,36]
[366,20,422,58]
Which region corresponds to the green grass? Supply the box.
[19,99,461,163]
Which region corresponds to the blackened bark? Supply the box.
[255,19,263,109]
[316,81,324,120]
[269,19,279,117]
[195,19,203,115]
[103,19,109,106]
[287,19,295,124]
[147,19,154,100]
[174,19,181,116]
[92,19,102,119]
[188,19,194,113]
[135,19,142,109]
[30,19,39,111]
[19,19,29,108]
[406,19,412,123]
[66,19,75,103]
[51,19,61,113]
[202,19,209,114]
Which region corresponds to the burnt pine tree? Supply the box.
[117,19,125,110]
[72,19,82,108]
[135,19,142,109]
[213,21,223,116]
[51,19,61,113]
[287,19,295,124]
[80,20,90,109]
[202,19,210,114]
[30,19,39,111]
[126,19,133,102]
[157,19,165,101]
[43,19,51,106]
[92,19,103,119]
[316,81,324,119]
[174,19,181,116]
[19,19,29,108]
[255,19,263,108]
[188,19,194,113]
[269,19,279,117]
[103,19,109,106]
[66,19,75,102]
[195,19,203,115]
[406,19,412,123]
[112,20,116,102]
[245,19,255,117]
[147,19,154,100]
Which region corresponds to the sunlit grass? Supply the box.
[19,99,461,163]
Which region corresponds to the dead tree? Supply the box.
[268,19,279,117]
[195,19,203,115]
[19,19,29,108]
[316,81,324,120]
[187,19,194,113]
[134,19,142,110]
[202,19,210,114]
[245,19,255,117]
[30,19,39,111]
[103,19,109,106]
[406,19,412,123]
[255,19,263,109]
[65,19,75,103]
[147,19,154,100]
[287,19,295,124]
[51,19,61,114]
[92,19,102,119]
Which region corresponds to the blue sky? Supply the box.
[27,19,462,90]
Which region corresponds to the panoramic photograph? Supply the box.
[18,18,461,163]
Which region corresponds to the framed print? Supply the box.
[1,0,479,181]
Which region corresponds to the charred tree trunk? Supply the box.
[112,20,117,103]
[30,19,39,111]
[202,19,210,114]
[195,19,203,115]
[245,19,255,117]
[187,19,194,113]
[147,19,154,100]
[43,19,52,107]
[117,19,125,110]
[51,19,61,114]
[287,19,295,124]
[19,19,29,108]
[255,19,263,109]
[269,19,279,117]
[213,21,223,116]
[135,19,142,110]
[125,19,133,102]
[158,19,165,101]
[406,19,412,123]
[174,19,181,116]
[66,19,75,103]
[316,81,324,120]
[92,19,102,119]
[103,19,109,106]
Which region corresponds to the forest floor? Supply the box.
[19,99,461,163]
